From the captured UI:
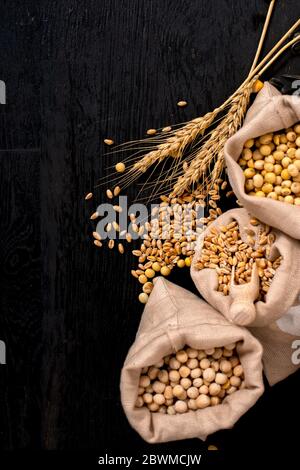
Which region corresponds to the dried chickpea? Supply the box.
[254,160,264,170]
[199,384,209,395]
[193,378,203,388]
[262,183,273,194]
[139,375,150,388]
[230,376,241,387]
[190,368,201,379]
[264,172,276,184]
[245,179,255,191]
[169,357,180,370]
[153,394,165,405]
[135,397,144,408]
[196,394,211,409]
[169,370,180,382]
[179,366,190,378]
[259,144,272,156]
[285,195,294,204]
[203,368,216,382]
[164,386,173,399]
[186,348,198,358]
[176,350,188,363]
[209,383,221,396]
[160,266,171,276]
[187,387,199,399]
[287,131,297,142]
[229,356,240,368]
[233,365,244,377]
[215,373,228,385]
[199,358,210,370]
[143,393,153,404]
[244,138,254,148]
[253,150,262,160]
[259,133,273,144]
[152,381,165,394]
[288,164,299,177]
[212,348,223,359]
[152,262,161,272]
[175,400,188,414]
[188,399,198,410]
[166,397,174,405]
[220,360,232,374]
[244,168,256,179]
[242,148,252,160]
[291,182,300,194]
[197,350,207,360]
[167,405,176,415]
[180,378,192,390]
[264,162,274,172]
[282,157,291,168]
[158,369,169,383]
[173,385,184,398]
[186,358,198,369]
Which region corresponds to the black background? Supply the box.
[0,0,299,466]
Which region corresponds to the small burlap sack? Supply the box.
[190,208,300,327]
[120,277,264,443]
[224,82,300,239]
[250,295,300,386]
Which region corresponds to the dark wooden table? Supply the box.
[0,0,299,464]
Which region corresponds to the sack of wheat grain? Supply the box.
[191,208,300,327]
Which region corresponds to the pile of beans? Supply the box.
[135,344,244,415]
[194,218,282,300]
[239,124,300,205]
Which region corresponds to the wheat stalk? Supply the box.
[172,77,255,196]
[131,111,216,172]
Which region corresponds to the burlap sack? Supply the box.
[250,296,300,386]
[191,208,300,327]
[224,82,300,239]
[120,277,264,443]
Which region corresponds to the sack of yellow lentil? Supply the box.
[224,82,300,239]
[250,296,300,385]
[190,208,300,327]
[120,277,264,443]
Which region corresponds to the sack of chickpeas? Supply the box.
[250,295,300,385]
[191,208,300,327]
[120,277,264,443]
[224,82,300,239]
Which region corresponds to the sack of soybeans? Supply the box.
[250,295,300,385]
[224,82,300,239]
[190,208,300,327]
[120,277,264,443]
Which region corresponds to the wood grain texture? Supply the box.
[0,0,299,460]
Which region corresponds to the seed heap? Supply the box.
[86,176,231,303]
[135,344,244,414]
[131,181,229,303]
[240,124,300,205]
[194,218,282,300]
